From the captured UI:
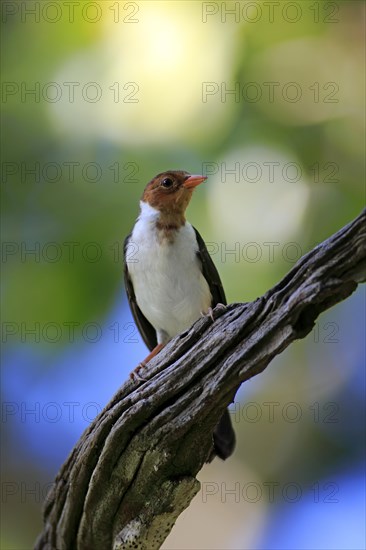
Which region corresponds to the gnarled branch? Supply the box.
[35,210,366,550]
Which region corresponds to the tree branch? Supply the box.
[35,210,366,550]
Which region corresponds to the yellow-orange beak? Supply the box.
[183,174,207,189]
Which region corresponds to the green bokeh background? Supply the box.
[1,1,365,549]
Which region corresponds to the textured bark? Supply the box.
[35,210,366,550]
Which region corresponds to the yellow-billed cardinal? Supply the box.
[123,170,235,460]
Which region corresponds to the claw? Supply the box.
[207,307,215,322]
[130,362,147,381]
[201,307,214,321]
[201,303,227,322]
[129,343,165,382]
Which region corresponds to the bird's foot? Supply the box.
[207,307,215,322]
[130,361,147,381]
[201,303,227,322]
[129,343,165,382]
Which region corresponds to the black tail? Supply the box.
[210,408,236,461]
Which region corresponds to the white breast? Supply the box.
[126,202,212,344]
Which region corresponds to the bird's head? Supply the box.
[141,171,207,222]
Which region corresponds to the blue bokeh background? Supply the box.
[1,1,365,549]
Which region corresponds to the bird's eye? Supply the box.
[161,177,174,188]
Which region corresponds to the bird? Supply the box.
[123,170,235,461]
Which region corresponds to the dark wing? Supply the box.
[123,234,157,352]
[194,228,236,461]
[193,227,226,307]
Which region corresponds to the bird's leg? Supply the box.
[139,343,165,367]
[130,343,165,381]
